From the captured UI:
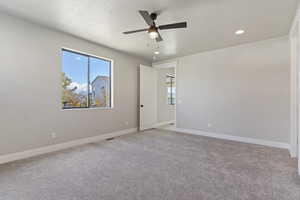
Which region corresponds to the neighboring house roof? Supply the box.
[91,75,109,85]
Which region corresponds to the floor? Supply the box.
[0,129,299,200]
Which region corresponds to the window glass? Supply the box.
[89,57,111,108]
[167,75,176,105]
[61,49,112,109]
[62,51,88,108]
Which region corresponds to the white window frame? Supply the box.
[61,47,114,110]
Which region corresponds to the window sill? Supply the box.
[61,107,114,111]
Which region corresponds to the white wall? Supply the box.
[157,68,175,123]
[0,12,149,155]
[155,37,290,143]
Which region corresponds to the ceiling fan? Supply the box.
[123,10,187,42]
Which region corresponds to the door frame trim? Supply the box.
[290,3,300,175]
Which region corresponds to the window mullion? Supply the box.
[87,56,90,108]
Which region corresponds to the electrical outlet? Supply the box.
[207,123,212,128]
[125,121,129,126]
[51,132,57,139]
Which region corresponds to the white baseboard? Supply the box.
[159,126,290,150]
[153,120,175,128]
[0,128,137,165]
[140,121,175,131]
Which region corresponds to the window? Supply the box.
[61,49,112,109]
[166,75,176,105]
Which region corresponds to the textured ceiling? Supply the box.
[0,0,298,62]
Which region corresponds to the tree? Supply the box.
[61,73,87,108]
[62,72,72,89]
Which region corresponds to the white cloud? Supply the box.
[67,82,87,94]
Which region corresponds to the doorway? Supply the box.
[139,62,177,131]
[156,67,176,128]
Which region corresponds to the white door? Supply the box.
[140,65,157,130]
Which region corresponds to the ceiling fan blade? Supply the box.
[158,22,187,30]
[139,10,154,26]
[156,32,163,42]
[123,28,148,34]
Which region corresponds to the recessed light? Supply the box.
[235,30,245,35]
[154,51,160,55]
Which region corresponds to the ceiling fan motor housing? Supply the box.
[148,26,158,33]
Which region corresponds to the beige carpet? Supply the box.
[0,129,299,200]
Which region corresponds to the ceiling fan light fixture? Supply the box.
[148,27,159,39]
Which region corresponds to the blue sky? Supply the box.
[62,50,110,86]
